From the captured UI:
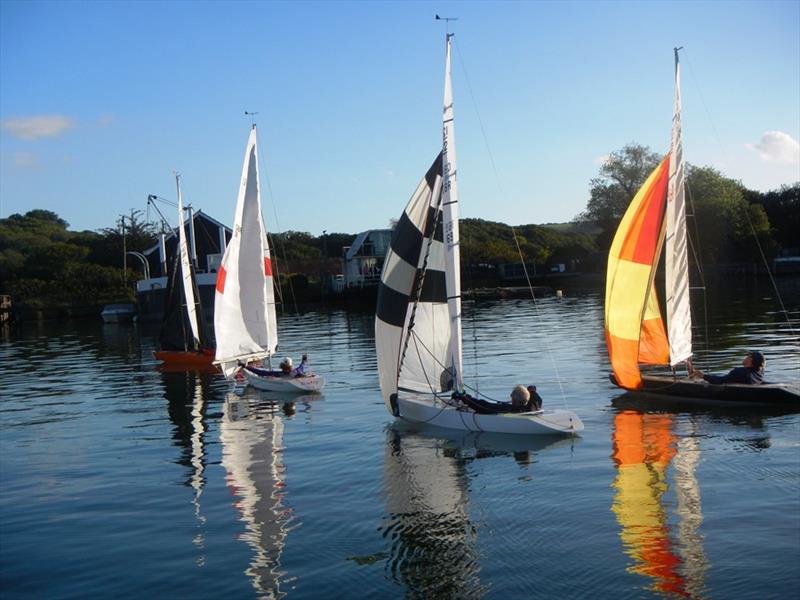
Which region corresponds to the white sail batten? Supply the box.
[442,33,463,391]
[665,50,692,366]
[176,176,200,346]
[214,127,275,378]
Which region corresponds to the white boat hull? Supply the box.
[397,395,584,435]
[243,370,325,393]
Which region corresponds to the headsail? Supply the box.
[375,154,451,413]
[665,48,692,366]
[214,126,277,378]
[605,157,671,389]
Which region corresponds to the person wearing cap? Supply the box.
[279,357,293,375]
[690,351,766,385]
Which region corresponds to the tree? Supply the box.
[744,182,800,254]
[687,166,774,265]
[577,143,662,246]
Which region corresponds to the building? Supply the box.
[333,229,392,298]
[135,210,231,323]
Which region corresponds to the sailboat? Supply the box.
[153,175,217,370]
[213,126,325,393]
[605,49,799,406]
[374,34,583,435]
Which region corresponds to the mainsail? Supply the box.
[176,176,201,347]
[214,126,278,378]
[665,49,692,366]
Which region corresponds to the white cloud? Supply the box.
[2,115,74,141]
[13,152,36,167]
[747,130,800,164]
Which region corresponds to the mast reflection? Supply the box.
[611,410,709,598]
[220,391,293,599]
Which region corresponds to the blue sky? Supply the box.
[1,0,798,236]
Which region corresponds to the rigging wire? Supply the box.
[452,37,571,408]
[252,120,300,316]
[683,52,796,337]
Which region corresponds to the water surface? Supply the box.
[1,279,798,598]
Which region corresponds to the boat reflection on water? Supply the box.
[380,423,574,598]
[611,403,709,598]
[161,371,216,566]
[220,388,295,599]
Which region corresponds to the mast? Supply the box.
[442,32,464,391]
[665,47,692,366]
[176,174,201,347]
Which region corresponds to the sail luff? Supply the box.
[442,33,463,391]
[665,48,692,366]
[176,175,201,346]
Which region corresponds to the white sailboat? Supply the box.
[374,34,583,436]
[214,126,324,393]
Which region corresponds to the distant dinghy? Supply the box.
[213,126,324,393]
[604,49,799,407]
[153,175,217,371]
[374,34,583,436]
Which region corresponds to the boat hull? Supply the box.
[397,395,583,435]
[243,369,325,393]
[611,374,800,406]
[154,349,219,372]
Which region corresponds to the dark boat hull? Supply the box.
[610,374,800,406]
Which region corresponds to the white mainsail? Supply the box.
[442,33,463,391]
[665,48,692,366]
[214,126,277,378]
[176,175,201,347]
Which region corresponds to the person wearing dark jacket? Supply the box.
[691,351,766,384]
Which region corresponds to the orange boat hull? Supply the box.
[153,349,219,372]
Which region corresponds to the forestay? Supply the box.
[214,126,278,378]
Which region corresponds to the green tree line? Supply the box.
[2,143,796,312]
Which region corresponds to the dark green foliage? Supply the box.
[744,183,799,253]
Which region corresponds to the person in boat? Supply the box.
[510,385,530,412]
[526,386,544,411]
[279,354,310,378]
[279,357,293,375]
[291,354,309,378]
[690,351,766,385]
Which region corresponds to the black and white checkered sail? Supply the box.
[375,152,458,413]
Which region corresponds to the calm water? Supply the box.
[1,279,799,599]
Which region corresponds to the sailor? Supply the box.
[279,357,293,375]
[526,385,544,410]
[291,354,309,378]
[691,351,766,385]
[510,385,530,412]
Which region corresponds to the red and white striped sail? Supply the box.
[214,127,277,378]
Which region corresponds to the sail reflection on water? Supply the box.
[611,410,708,598]
[381,427,484,599]
[161,371,212,566]
[220,393,293,599]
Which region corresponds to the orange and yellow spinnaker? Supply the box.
[605,156,671,389]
